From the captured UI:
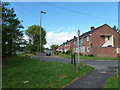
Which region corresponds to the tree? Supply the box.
[50,44,59,51]
[113,25,120,34]
[2,2,24,57]
[26,25,46,52]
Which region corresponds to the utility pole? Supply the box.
[40,11,46,53]
[77,30,80,63]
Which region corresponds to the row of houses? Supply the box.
[57,24,120,58]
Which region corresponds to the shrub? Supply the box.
[79,53,83,55]
[59,51,61,53]
[88,54,94,57]
[66,49,72,54]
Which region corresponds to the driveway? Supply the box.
[32,53,118,88]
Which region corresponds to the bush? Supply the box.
[88,54,94,57]
[79,53,83,55]
[59,51,61,53]
[63,51,65,54]
[65,49,72,54]
[54,51,59,55]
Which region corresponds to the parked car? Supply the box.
[46,50,51,56]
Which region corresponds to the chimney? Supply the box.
[91,26,95,30]
[74,36,76,39]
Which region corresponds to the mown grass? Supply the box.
[56,53,119,60]
[2,55,93,88]
[103,76,119,89]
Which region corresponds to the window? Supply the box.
[87,36,90,41]
[105,36,110,41]
[81,46,85,53]
[87,47,90,52]
[108,36,110,40]
[81,38,84,43]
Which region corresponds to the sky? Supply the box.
[10,2,118,48]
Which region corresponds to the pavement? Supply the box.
[32,53,119,88]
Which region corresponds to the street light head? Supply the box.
[41,11,46,14]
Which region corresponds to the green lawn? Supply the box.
[56,53,119,60]
[103,76,119,89]
[3,55,93,88]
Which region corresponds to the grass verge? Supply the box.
[103,76,119,89]
[56,53,119,60]
[3,55,93,88]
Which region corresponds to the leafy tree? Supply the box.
[26,25,46,52]
[2,2,24,57]
[50,44,59,51]
[113,25,120,34]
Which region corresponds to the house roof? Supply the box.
[80,24,109,38]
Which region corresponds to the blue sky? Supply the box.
[10,2,118,48]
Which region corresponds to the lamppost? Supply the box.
[40,11,46,53]
[77,30,80,63]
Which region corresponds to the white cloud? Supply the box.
[23,34,29,42]
[23,27,79,49]
[44,27,77,48]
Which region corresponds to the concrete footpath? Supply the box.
[65,69,115,88]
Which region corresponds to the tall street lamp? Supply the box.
[40,11,46,53]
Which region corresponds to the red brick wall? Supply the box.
[69,39,77,53]
[118,34,120,47]
[117,54,120,58]
[90,24,120,48]
[91,47,117,57]
[69,40,74,52]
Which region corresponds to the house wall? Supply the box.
[69,40,74,53]
[91,47,117,57]
[90,24,120,57]
[69,38,77,53]
[80,36,91,55]
[57,24,120,57]
[90,24,119,48]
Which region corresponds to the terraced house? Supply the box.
[57,24,120,58]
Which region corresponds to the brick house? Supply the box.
[57,24,120,57]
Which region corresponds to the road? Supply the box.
[32,53,119,88]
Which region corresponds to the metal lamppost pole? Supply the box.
[40,11,46,53]
[77,30,80,63]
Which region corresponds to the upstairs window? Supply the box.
[87,36,90,41]
[87,47,90,52]
[81,38,84,43]
[81,46,85,53]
